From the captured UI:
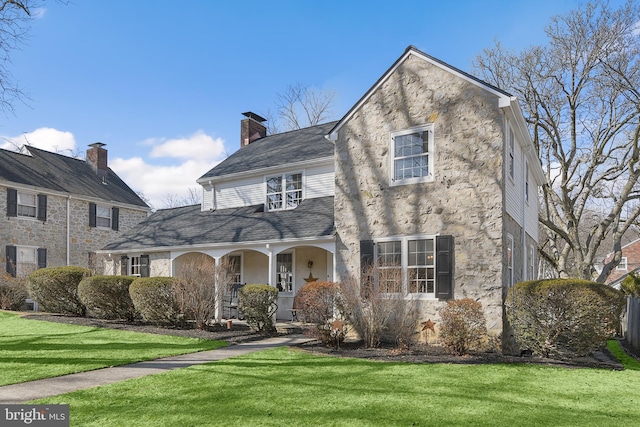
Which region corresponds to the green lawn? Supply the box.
[35,345,640,427]
[0,310,226,386]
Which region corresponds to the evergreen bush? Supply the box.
[27,266,91,316]
[78,275,138,321]
[129,277,180,324]
[238,284,278,333]
[505,278,625,358]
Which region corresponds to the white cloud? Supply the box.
[149,130,226,162]
[1,128,76,154]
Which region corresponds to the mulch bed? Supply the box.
[20,312,636,369]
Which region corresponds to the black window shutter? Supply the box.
[360,240,375,270]
[89,203,97,227]
[7,188,17,217]
[37,194,47,221]
[111,207,119,231]
[120,256,128,275]
[435,235,454,300]
[37,248,47,269]
[140,254,150,277]
[6,245,16,277]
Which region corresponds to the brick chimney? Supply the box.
[86,142,108,177]
[240,112,267,148]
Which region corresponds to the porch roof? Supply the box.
[102,196,335,251]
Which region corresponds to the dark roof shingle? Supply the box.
[102,196,334,251]
[0,146,148,207]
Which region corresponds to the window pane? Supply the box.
[267,177,281,193]
[378,241,401,265]
[17,193,37,217]
[408,239,435,294]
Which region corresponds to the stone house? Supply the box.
[602,238,640,288]
[98,46,545,338]
[1,143,150,296]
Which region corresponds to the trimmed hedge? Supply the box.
[239,284,278,333]
[129,277,179,324]
[78,275,138,321]
[27,266,91,316]
[505,278,625,358]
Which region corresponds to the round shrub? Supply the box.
[78,275,138,321]
[438,298,487,355]
[27,266,91,316]
[621,272,640,297]
[129,277,179,324]
[505,278,625,358]
[239,284,278,333]
[0,273,28,310]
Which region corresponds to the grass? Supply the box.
[35,344,640,426]
[0,310,226,386]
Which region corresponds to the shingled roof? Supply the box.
[199,121,337,180]
[0,146,148,207]
[103,196,334,251]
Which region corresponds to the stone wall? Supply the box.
[334,53,507,335]
[0,185,148,272]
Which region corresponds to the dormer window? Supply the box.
[266,173,302,211]
[390,124,434,186]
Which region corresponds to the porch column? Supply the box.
[266,244,274,288]
[213,256,222,323]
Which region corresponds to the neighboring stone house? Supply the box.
[1,143,150,292]
[98,46,545,340]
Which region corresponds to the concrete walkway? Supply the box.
[0,335,313,404]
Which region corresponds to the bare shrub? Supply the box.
[173,255,235,329]
[294,281,340,345]
[438,299,487,356]
[337,263,418,348]
[0,273,28,310]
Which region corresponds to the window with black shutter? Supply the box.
[5,245,16,277]
[89,203,97,227]
[37,195,47,221]
[140,254,150,277]
[6,189,17,217]
[37,248,47,269]
[360,240,375,270]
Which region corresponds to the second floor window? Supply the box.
[266,173,302,211]
[390,124,434,185]
[17,193,37,218]
[96,205,111,228]
[89,203,119,230]
[6,188,47,221]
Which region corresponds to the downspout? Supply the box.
[66,195,71,266]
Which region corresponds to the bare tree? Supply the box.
[474,0,640,282]
[161,187,202,209]
[0,1,44,116]
[273,83,336,132]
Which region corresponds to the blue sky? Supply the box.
[0,0,625,208]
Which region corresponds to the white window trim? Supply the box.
[228,253,243,285]
[265,172,304,212]
[616,257,628,271]
[16,190,38,220]
[129,255,142,277]
[374,234,437,299]
[16,245,38,277]
[507,234,514,287]
[389,124,434,187]
[96,204,112,229]
[276,251,294,294]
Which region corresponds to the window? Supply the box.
[266,173,302,211]
[375,237,437,296]
[228,254,242,284]
[122,254,149,277]
[276,253,293,292]
[508,127,515,180]
[507,234,514,287]
[617,257,628,271]
[5,245,46,278]
[390,125,434,185]
[89,203,119,230]
[6,189,47,221]
[528,244,535,280]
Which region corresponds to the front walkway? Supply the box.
[0,334,313,404]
